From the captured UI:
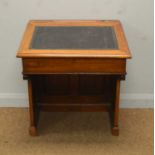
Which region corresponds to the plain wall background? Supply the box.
[0,0,153,107]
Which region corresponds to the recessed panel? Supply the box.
[30,26,118,49]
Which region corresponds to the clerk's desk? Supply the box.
[16,20,132,136]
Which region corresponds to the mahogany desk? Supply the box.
[16,20,132,136]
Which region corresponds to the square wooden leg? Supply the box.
[28,79,38,136]
[109,79,120,136]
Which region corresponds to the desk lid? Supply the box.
[17,20,132,58]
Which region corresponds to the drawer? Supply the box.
[22,58,126,74]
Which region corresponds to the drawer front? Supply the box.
[22,58,126,74]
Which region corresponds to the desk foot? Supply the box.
[29,126,37,136]
[111,126,119,136]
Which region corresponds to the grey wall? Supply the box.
[0,0,153,107]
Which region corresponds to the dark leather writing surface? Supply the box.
[30,26,118,49]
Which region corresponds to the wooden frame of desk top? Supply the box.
[17,20,131,59]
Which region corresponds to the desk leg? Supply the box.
[109,79,120,136]
[28,79,38,136]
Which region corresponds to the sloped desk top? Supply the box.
[17,20,131,58]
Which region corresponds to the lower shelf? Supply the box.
[37,95,111,112]
[39,103,110,112]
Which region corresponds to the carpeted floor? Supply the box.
[0,108,153,155]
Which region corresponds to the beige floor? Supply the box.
[0,108,153,155]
